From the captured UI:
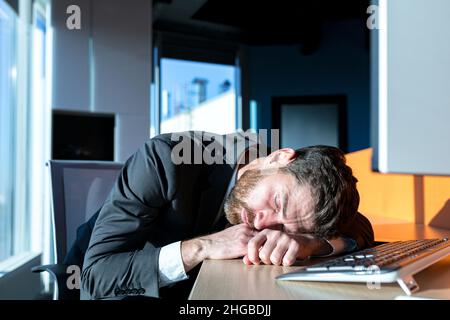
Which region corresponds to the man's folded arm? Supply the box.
[310,212,374,258]
[81,138,177,300]
[337,211,375,251]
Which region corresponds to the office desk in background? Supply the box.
[189,223,450,300]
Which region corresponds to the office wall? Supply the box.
[248,19,370,152]
[52,0,91,110]
[51,0,152,162]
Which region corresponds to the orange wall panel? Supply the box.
[424,176,450,227]
[345,148,450,228]
[346,149,415,223]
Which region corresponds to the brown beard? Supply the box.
[223,169,265,226]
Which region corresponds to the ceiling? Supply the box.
[153,0,370,45]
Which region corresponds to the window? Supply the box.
[0,0,17,261]
[0,0,52,267]
[159,58,237,135]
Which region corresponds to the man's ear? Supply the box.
[266,148,296,166]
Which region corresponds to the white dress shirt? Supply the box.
[158,241,188,287]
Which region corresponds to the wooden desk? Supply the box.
[189,224,450,300]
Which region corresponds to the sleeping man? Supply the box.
[79,131,374,299]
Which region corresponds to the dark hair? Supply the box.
[281,145,359,238]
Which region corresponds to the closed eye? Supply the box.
[275,194,286,232]
[274,194,280,212]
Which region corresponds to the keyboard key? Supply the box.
[306,267,328,272]
[329,266,354,271]
[344,257,355,262]
[354,265,366,271]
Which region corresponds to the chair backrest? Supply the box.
[48,160,123,264]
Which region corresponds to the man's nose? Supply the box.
[253,210,278,230]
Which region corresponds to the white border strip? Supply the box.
[378,0,389,173]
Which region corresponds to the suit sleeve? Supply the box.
[81,138,176,300]
[339,212,375,250]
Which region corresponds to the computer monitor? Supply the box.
[371,0,450,175]
[52,110,115,161]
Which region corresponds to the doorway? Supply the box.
[272,95,348,152]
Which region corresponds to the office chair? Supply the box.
[31,160,123,300]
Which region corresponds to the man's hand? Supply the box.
[243,229,332,266]
[181,224,256,272]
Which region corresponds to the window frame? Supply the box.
[0,0,18,262]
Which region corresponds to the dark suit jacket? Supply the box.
[80,131,374,300]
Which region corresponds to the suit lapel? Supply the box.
[192,131,263,235]
[193,163,235,235]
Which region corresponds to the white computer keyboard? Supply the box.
[276,238,450,295]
